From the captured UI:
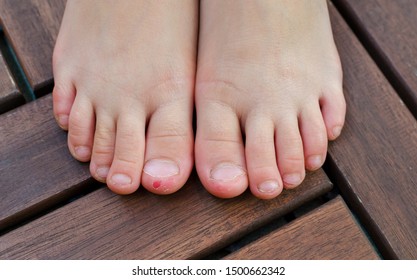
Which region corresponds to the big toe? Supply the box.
[195,97,248,198]
[141,99,194,195]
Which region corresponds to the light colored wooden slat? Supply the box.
[226,197,379,260]
[327,3,417,259]
[0,170,331,259]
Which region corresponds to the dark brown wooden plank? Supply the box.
[0,51,23,113]
[333,0,417,115]
[0,94,92,231]
[0,0,66,91]
[226,197,379,260]
[327,4,417,259]
[0,169,331,259]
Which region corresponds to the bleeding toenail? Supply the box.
[283,173,302,186]
[308,155,323,169]
[110,173,132,186]
[96,167,109,179]
[258,180,279,193]
[58,114,69,127]
[210,163,246,182]
[332,126,342,138]
[74,146,91,159]
[143,158,179,178]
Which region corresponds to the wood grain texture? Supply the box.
[0,0,65,91]
[0,51,23,113]
[328,4,417,259]
[0,170,331,259]
[0,94,92,231]
[226,197,379,260]
[334,0,417,115]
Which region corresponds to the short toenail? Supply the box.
[96,166,110,179]
[258,180,279,193]
[74,146,91,159]
[332,126,342,138]
[308,155,323,169]
[210,163,246,182]
[58,114,69,127]
[143,158,179,178]
[283,173,302,186]
[110,173,132,186]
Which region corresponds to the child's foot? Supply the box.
[195,0,346,199]
[52,0,197,195]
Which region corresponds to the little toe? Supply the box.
[142,100,194,195]
[89,113,116,183]
[195,100,248,198]
[300,105,328,171]
[67,95,95,162]
[275,115,305,189]
[107,112,145,195]
[245,116,283,199]
[52,81,76,130]
[321,86,346,140]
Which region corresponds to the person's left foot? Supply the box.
[195,0,346,199]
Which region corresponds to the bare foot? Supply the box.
[195,0,346,199]
[52,0,197,195]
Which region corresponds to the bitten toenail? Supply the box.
[332,126,342,138]
[210,163,246,182]
[258,180,279,193]
[283,173,302,186]
[308,155,323,169]
[58,114,69,127]
[110,173,132,186]
[96,167,109,179]
[74,146,91,159]
[143,159,179,178]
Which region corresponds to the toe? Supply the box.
[67,95,95,162]
[142,100,194,195]
[107,112,145,195]
[89,113,116,183]
[321,85,346,140]
[275,114,305,189]
[195,100,248,198]
[52,81,76,130]
[300,105,328,171]
[245,115,283,199]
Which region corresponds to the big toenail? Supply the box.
[283,173,302,186]
[96,166,109,179]
[210,163,246,182]
[58,114,69,127]
[332,126,343,139]
[74,146,91,159]
[258,180,279,193]
[110,173,132,186]
[308,155,323,170]
[143,159,179,178]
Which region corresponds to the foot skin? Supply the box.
[52,0,197,195]
[195,0,346,199]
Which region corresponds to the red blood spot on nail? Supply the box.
[153,180,161,188]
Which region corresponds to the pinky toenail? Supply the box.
[74,146,91,159]
[57,114,69,127]
[283,173,302,186]
[258,180,279,193]
[143,158,179,178]
[210,163,246,182]
[332,126,342,138]
[308,155,323,169]
[110,173,132,186]
[96,166,110,179]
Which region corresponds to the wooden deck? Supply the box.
[0,0,416,260]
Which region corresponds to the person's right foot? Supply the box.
[52,0,198,195]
